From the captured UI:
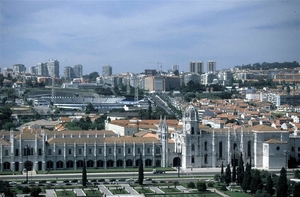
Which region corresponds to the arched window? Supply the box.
[219,141,223,158]
[204,141,207,151]
[156,147,160,154]
[233,143,237,151]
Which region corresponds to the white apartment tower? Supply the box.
[47,59,60,77]
[207,61,216,73]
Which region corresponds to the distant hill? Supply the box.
[234,61,299,70]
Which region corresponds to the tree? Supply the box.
[254,190,272,197]
[250,169,263,194]
[220,161,225,183]
[242,162,251,192]
[30,186,41,197]
[0,181,13,197]
[82,157,87,187]
[265,174,274,196]
[225,164,231,186]
[138,153,144,185]
[232,153,237,183]
[276,167,288,197]
[294,182,300,197]
[197,181,207,191]
[237,152,244,185]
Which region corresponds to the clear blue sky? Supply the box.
[1,0,299,75]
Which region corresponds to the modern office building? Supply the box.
[207,60,216,73]
[102,65,112,76]
[189,61,204,74]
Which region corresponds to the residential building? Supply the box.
[207,60,216,73]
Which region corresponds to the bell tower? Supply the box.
[182,103,200,168]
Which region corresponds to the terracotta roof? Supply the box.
[0,138,11,145]
[250,124,282,132]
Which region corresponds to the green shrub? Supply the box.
[197,181,207,191]
[207,182,214,187]
[220,185,227,191]
[22,186,30,194]
[187,182,195,188]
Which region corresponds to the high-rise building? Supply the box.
[47,59,60,77]
[102,65,112,76]
[37,63,48,76]
[29,66,38,75]
[189,61,203,74]
[73,64,83,78]
[172,64,179,72]
[12,64,26,73]
[207,60,216,73]
[64,64,83,79]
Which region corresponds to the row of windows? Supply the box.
[48,147,161,155]
[3,146,161,157]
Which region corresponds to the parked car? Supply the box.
[98,179,105,182]
[71,179,78,183]
[145,178,152,181]
[118,178,126,182]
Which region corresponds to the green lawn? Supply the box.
[223,190,252,197]
[84,189,102,196]
[55,190,76,196]
[159,187,181,193]
[147,191,221,197]
[135,187,154,194]
[110,187,129,195]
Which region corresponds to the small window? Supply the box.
[204,141,207,151]
[191,144,195,151]
[38,149,42,156]
[204,154,208,163]
[298,147,300,151]
[276,146,280,151]
[79,148,82,154]
[89,148,92,154]
[98,148,102,154]
[292,147,294,151]
[147,147,150,154]
[138,148,141,154]
[58,149,62,155]
[128,148,131,154]
[118,148,121,154]
[108,148,112,154]
[5,150,9,156]
[191,155,195,163]
[48,149,52,155]
[68,149,72,154]
[15,149,19,156]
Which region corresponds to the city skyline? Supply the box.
[1,1,299,75]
